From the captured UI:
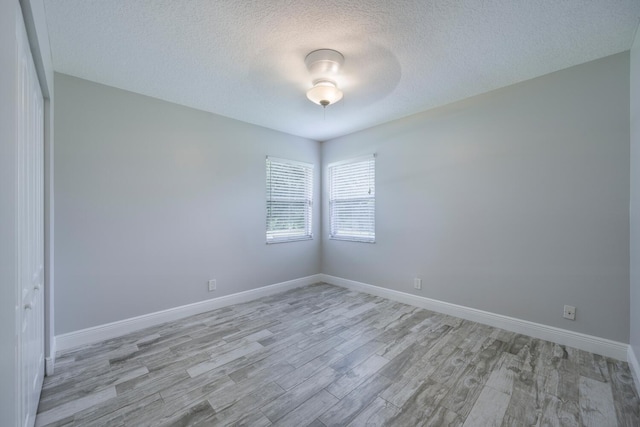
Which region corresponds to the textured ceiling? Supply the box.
[44,0,640,141]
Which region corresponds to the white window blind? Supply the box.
[266,157,313,243]
[328,154,375,243]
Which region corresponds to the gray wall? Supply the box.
[56,52,632,344]
[54,74,321,334]
[630,30,640,364]
[322,53,630,343]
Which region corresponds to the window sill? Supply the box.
[329,236,375,244]
[266,236,313,245]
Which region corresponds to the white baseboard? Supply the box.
[320,274,629,361]
[45,335,56,376]
[45,357,55,376]
[54,272,631,364]
[629,345,640,394]
[56,274,322,352]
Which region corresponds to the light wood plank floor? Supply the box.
[37,283,640,426]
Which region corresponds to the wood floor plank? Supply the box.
[38,364,148,413]
[335,328,383,354]
[271,389,339,427]
[484,352,521,395]
[346,396,400,427]
[430,347,473,385]
[502,385,543,425]
[206,381,285,425]
[377,338,457,407]
[35,386,117,427]
[114,368,189,396]
[439,363,490,418]
[539,394,581,427]
[48,387,160,426]
[206,362,292,412]
[158,369,233,403]
[577,350,610,383]
[318,373,393,427]
[287,335,346,368]
[326,354,389,399]
[81,392,163,427]
[607,358,640,427]
[462,385,510,427]
[579,376,618,427]
[261,366,342,422]
[186,341,263,377]
[377,341,425,378]
[384,378,451,426]
[330,340,386,374]
[275,348,345,391]
[129,398,214,427]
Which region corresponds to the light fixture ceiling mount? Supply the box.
[304,49,344,108]
[305,49,344,75]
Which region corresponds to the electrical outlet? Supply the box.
[563,305,575,320]
[208,279,216,292]
[414,278,422,290]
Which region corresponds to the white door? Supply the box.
[16,6,45,427]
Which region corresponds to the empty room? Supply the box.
[3,0,640,426]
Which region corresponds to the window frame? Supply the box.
[328,154,376,243]
[266,156,314,244]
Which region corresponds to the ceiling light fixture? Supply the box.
[307,79,343,107]
[305,49,344,108]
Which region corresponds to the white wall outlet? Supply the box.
[414,278,422,290]
[208,279,216,292]
[563,305,575,320]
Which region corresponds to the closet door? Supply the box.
[16,5,45,427]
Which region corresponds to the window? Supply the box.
[266,157,313,243]
[328,154,375,242]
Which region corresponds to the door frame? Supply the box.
[15,4,46,426]
[18,0,55,374]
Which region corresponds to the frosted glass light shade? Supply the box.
[306,80,343,107]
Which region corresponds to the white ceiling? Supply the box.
[44,0,640,141]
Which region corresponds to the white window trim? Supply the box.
[328,153,376,243]
[266,156,314,244]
